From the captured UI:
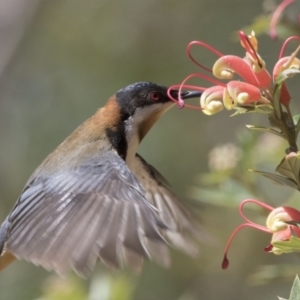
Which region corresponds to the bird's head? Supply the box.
[116,81,199,117]
[115,82,200,140]
[108,81,201,165]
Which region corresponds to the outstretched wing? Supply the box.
[1,152,171,277]
[131,154,201,256]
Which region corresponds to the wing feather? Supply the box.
[132,154,201,256]
[1,152,170,276]
[121,204,149,256]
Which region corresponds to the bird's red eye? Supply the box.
[150,92,160,101]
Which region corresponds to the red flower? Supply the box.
[222,199,300,269]
[168,32,300,114]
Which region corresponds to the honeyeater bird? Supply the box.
[0,82,202,277]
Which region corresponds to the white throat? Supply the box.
[124,103,172,169]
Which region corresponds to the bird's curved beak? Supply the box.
[170,90,202,100]
[181,90,202,99]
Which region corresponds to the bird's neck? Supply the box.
[124,115,142,169]
[123,104,169,169]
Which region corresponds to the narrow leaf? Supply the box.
[231,104,274,116]
[230,106,255,116]
[277,276,300,300]
[276,153,300,186]
[246,125,284,138]
[249,169,299,190]
[289,275,300,300]
[293,115,300,126]
[272,237,300,254]
[254,104,274,114]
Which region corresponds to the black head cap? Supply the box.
[115,82,202,118]
[115,82,170,118]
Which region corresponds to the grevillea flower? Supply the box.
[167,31,300,115]
[222,199,300,269]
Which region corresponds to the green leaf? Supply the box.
[272,237,300,254]
[251,153,300,191]
[230,106,254,116]
[279,275,300,300]
[254,104,274,114]
[276,153,300,187]
[231,104,274,116]
[249,169,299,190]
[289,275,300,300]
[246,125,284,138]
[293,115,300,126]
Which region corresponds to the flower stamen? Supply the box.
[239,31,263,69]
[270,0,295,40]
[187,41,223,72]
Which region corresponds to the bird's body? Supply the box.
[0,82,201,277]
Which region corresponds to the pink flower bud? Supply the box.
[200,85,224,115]
[213,55,258,87]
[226,81,262,105]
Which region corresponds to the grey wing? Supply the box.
[1,153,171,277]
[132,154,200,256]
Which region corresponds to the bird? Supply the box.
[0,82,202,277]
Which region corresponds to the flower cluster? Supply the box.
[222,199,300,269]
[168,31,300,116]
[167,17,300,270]
[167,32,300,268]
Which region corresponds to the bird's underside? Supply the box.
[0,152,199,277]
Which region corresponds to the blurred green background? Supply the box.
[0,0,300,299]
